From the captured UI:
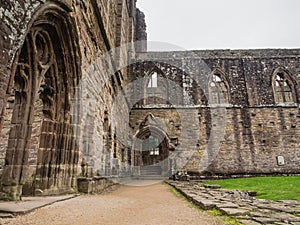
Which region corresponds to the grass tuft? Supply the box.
[208,208,223,216]
[208,209,243,225]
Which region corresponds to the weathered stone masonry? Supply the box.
[0,0,299,201]
[129,50,300,175]
[0,0,145,200]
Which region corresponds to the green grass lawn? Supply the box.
[203,176,300,201]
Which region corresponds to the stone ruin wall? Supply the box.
[130,50,300,175]
[0,0,299,200]
[0,0,146,199]
[74,0,136,178]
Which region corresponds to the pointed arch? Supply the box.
[208,68,230,105]
[272,67,297,104]
[145,67,166,89]
[1,2,82,200]
[144,67,170,105]
[132,124,170,171]
[147,72,158,88]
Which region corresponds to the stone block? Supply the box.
[193,198,218,210]
[219,207,249,216]
[215,202,239,208]
[237,219,261,225]
[77,177,115,194]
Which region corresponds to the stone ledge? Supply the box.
[77,177,117,194]
[219,207,248,216]
[0,195,78,217]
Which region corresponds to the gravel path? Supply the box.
[0,181,222,225]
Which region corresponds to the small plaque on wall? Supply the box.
[276,156,285,166]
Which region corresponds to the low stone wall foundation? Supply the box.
[166,180,300,225]
[77,177,116,194]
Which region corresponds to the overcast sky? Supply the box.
[136,0,300,51]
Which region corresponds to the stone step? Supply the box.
[140,172,161,176]
[132,176,168,180]
[140,166,162,176]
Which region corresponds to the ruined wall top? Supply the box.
[131,48,300,108]
[136,49,300,60]
[135,8,147,52]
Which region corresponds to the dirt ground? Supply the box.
[0,181,223,225]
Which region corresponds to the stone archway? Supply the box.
[132,114,173,177]
[1,3,81,200]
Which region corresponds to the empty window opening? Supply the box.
[209,73,229,104]
[274,72,294,103]
[148,135,160,155]
[148,72,158,88]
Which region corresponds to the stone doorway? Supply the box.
[133,118,171,178]
[141,135,166,166]
[0,5,81,200]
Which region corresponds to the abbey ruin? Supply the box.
[0,0,299,200]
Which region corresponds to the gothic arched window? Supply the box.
[273,71,295,104]
[148,135,159,155]
[148,72,158,88]
[209,72,229,104]
[144,70,169,105]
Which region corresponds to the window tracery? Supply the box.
[208,72,229,105]
[147,72,158,88]
[273,72,295,104]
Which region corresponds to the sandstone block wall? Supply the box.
[0,0,299,200]
[0,0,146,199]
[130,50,300,175]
